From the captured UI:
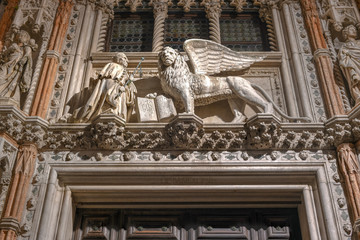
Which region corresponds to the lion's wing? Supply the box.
[183,39,265,75]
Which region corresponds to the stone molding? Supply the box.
[4,103,360,151]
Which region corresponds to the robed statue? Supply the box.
[0,30,37,106]
[62,53,137,123]
[339,25,360,104]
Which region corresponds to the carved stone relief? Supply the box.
[158,40,308,123]
[0,30,37,108]
[60,53,137,123]
[19,159,48,240]
[9,0,59,113]
[42,149,332,163]
[326,152,353,238]
[318,0,360,32]
[338,25,360,105]
[316,1,352,112]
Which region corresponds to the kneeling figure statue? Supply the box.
[63,53,137,123]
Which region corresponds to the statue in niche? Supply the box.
[0,30,37,105]
[339,25,360,105]
[62,53,137,123]
[157,39,310,122]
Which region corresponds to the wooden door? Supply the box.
[73,208,302,240]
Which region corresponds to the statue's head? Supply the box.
[343,25,357,40]
[113,53,128,67]
[16,30,30,45]
[159,47,178,66]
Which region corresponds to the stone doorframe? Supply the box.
[29,162,344,240]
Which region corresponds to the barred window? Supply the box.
[164,12,209,51]
[220,12,270,51]
[107,12,154,52]
[106,0,270,52]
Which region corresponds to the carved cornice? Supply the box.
[5,103,360,151]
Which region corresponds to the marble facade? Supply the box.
[0,0,360,239]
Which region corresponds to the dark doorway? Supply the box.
[73,208,302,239]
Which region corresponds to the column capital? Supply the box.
[313,48,331,61]
[201,0,225,19]
[149,0,172,17]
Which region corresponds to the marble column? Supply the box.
[0,0,20,51]
[0,144,37,240]
[280,0,313,119]
[299,0,344,117]
[269,2,298,117]
[201,0,223,43]
[150,0,172,52]
[338,143,360,238]
[30,0,74,119]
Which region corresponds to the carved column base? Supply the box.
[0,217,20,233]
[169,113,203,127]
[0,98,19,108]
[93,113,126,127]
[247,113,281,125]
[0,217,20,240]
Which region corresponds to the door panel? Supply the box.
[73,209,301,240]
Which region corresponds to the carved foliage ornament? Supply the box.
[177,0,196,12]
[229,0,247,13]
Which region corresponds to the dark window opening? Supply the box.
[220,12,270,51]
[107,12,154,52]
[164,12,209,51]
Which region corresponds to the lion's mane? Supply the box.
[158,51,202,96]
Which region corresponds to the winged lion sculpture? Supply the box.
[157,39,310,123]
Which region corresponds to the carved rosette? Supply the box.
[201,0,224,43]
[337,143,360,232]
[149,0,172,52]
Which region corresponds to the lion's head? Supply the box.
[158,46,191,80]
[159,47,178,66]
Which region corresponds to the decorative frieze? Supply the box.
[9,106,360,151]
[41,149,333,163]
